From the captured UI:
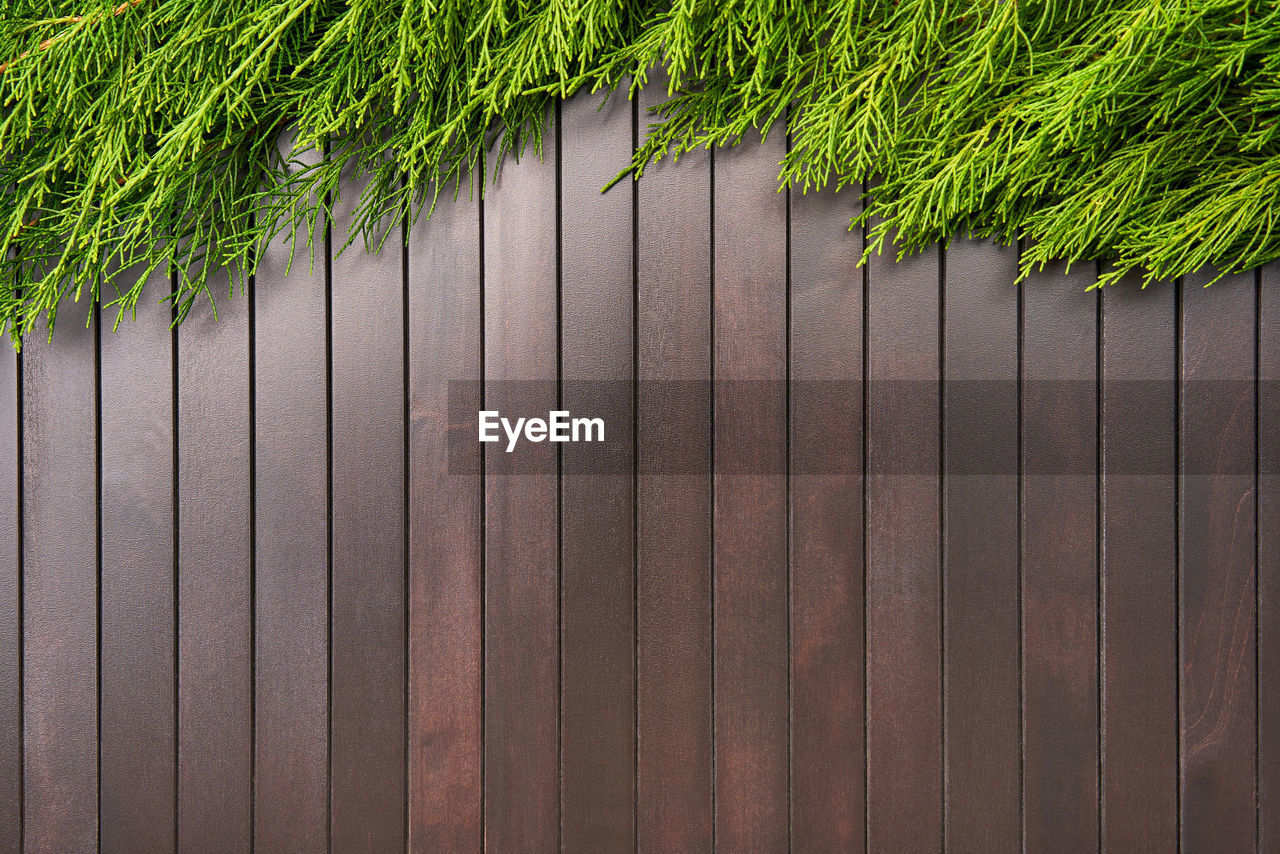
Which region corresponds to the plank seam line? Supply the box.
[630,88,640,854]
[401,182,411,854]
[1015,240,1025,854]
[708,141,717,854]
[248,222,258,854]
[860,178,870,854]
[938,241,947,849]
[323,168,334,854]
[1175,275,1183,853]
[94,285,103,854]
[478,178,487,854]
[1096,265,1105,854]
[170,264,181,853]
[15,346,22,853]
[555,96,565,854]
[784,110,794,854]
[1255,266,1262,852]
[13,239,25,854]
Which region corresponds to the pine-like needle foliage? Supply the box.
[2,0,1278,344]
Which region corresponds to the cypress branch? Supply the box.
[2,0,1278,346]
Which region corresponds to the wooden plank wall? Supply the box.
[0,90,1275,854]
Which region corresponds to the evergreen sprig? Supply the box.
[3,0,1278,345]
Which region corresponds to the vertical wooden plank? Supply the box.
[789,183,864,853]
[21,294,98,854]
[483,115,559,852]
[1100,276,1178,852]
[177,270,251,854]
[1021,261,1098,853]
[329,172,406,852]
[407,182,482,851]
[254,142,329,853]
[1179,272,1256,853]
[1261,265,1279,851]
[712,126,788,854]
[560,90,636,852]
[100,271,175,853]
[942,239,1020,852]
[0,332,18,854]
[865,234,942,853]
[636,76,713,854]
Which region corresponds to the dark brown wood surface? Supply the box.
[407,170,483,852]
[559,89,636,854]
[483,110,560,852]
[329,168,407,854]
[1101,275,1179,852]
[253,153,329,854]
[865,229,943,854]
[1179,271,1257,853]
[788,174,864,853]
[21,292,97,854]
[177,267,251,854]
[100,268,175,854]
[0,332,15,854]
[635,72,714,854]
[942,238,1021,853]
[1262,264,1279,851]
[712,126,789,854]
[1021,259,1099,853]
[5,98,1278,854]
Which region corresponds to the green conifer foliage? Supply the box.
[2,0,1277,343]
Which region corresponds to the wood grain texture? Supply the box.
[559,89,636,854]
[1100,276,1178,853]
[635,74,714,854]
[0,334,18,854]
[788,180,864,854]
[407,179,482,854]
[100,269,175,854]
[7,110,1280,854]
[712,126,789,854]
[483,111,560,852]
[329,170,406,853]
[942,237,1020,853]
[177,269,251,854]
[1261,264,1279,852]
[21,292,97,854]
[1179,271,1256,854]
[865,230,942,853]
[253,150,329,854]
[1020,260,1098,854]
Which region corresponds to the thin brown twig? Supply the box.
[0,0,147,74]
